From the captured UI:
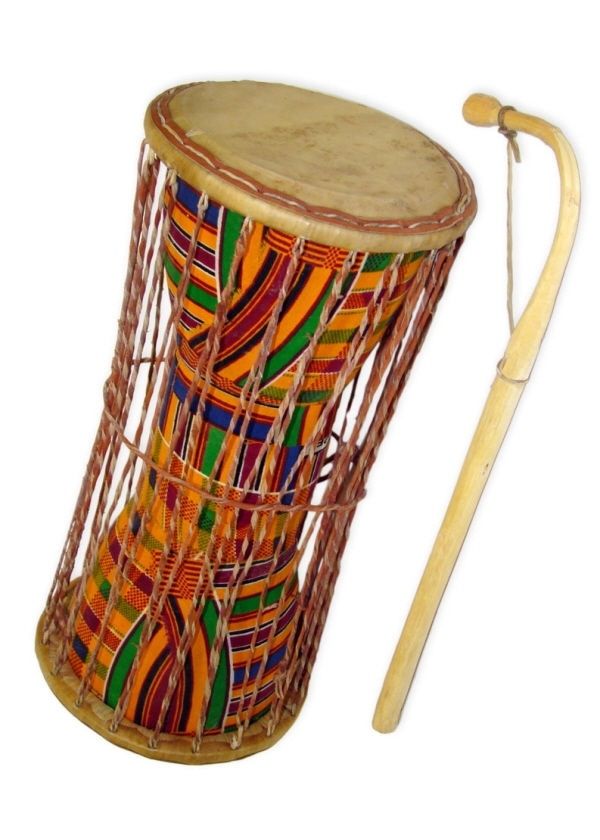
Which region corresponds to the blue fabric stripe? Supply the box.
[72,633,88,663]
[171,374,271,443]
[232,644,287,684]
[176,179,220,226]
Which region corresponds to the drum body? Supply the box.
[36,81,476,762]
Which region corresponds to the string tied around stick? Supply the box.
[495,356,530,386]
[496,109,529,387]
[498,106,521,164]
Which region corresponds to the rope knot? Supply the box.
[498,105,522,163]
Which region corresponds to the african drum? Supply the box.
[36,81,477,763]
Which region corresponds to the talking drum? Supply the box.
[36,81,476,763]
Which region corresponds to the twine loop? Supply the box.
[100,388,365,515]
[494,106,530,387]
[496,356,530,386]
[497,105,522,335]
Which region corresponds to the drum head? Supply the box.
[145,81,476,251]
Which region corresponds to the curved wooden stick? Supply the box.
[373,94,580,733]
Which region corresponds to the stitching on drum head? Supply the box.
[150,84,476,237]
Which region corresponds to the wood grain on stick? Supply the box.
[373,93,580,733]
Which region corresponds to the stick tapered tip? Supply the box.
[372,706,400,734]
[372,668,412,733]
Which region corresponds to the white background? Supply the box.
[1,1,598,837]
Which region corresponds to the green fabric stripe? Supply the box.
[231,579,287,617]
[268,385,356,409]
[363,252,394,272]
[284,405,305,446]
[197,528,211,553]
[116,595,140,623]
[94,662,108,679]
[105,619,144,708]
[200,426,226,474]
[93,563,111,600]
[260,386,288,401]
[202,601,229,731]
[359,249,423,275]
[321,327,356,344]
[298,388,332,404]
[403,250,426,264]
[141,532,163,552]
[164,253,217,313]
[220,209,245,289]
[198,505,216,534]
[261,281,334,382]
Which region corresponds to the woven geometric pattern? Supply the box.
[41,146,464,754]
[68,176,426,734]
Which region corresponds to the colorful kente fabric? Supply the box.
[68,177,428,735]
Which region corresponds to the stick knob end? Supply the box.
[463,93,503,127]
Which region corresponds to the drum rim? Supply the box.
[144,81,477,253]
[35,581,300,765]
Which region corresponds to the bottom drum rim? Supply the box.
[35,580,300,765]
